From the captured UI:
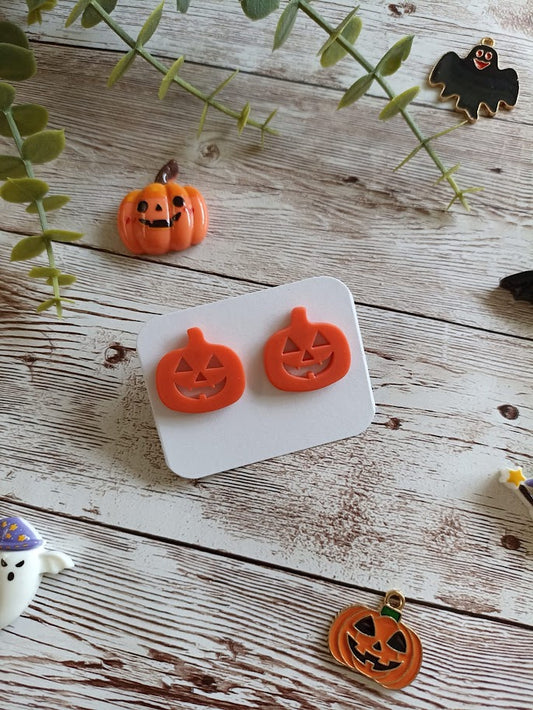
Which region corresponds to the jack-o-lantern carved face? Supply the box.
[329,593,422,689]
[156,327,245,413]
[263,307,351,392]
[118,160,208,256]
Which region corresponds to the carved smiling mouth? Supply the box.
[473,58,490,70]
[348,637,401,672]
[175,378,226,400]
[139,212,182,228]
[283,353,332,379]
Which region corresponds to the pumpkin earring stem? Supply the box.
[186,327,206,345]
[154,159,180,184]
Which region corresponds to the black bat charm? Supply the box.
[500,271,533,304]
[429,38,519,122]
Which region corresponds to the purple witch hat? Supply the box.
[0,517,43,551]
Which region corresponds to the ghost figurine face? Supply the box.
[0,516,74,630]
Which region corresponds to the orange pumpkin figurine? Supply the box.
[263,307,351,392]
[329,590,423,689]
[117,160,208,255]
[156,327,245,414]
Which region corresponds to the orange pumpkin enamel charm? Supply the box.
[263,307,351,392]
[156,327,245,414]
[329,590,422,689]
[117,160,208,255]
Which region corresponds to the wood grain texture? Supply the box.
[0,2,531,708]
[1,232,531,624]
[7,0,533,112]
[0,40,531,340]
[1,503,531,710]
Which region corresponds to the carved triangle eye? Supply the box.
[312,332,330,347]
[176,357,193,372]
[283,338,300,354]
[354,615,376,636]
[387,630,407,653]
[206,355,223,369]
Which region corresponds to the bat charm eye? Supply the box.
[428,37,519,122]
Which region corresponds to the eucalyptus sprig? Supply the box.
[0,21,80,316]
[24,0,58,25]
[242,0,482,210]
[65,0,278,142]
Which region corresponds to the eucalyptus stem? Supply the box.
[86,0,278,137]
[3,107,62,316]
[297,0,474,209]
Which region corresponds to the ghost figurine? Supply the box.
[0,516,74,630]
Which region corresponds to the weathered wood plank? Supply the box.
[5,0,532,120]
[0,42,531,339]
[1,504,531,710]
[1,233,531,624]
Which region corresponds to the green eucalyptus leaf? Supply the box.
[338,73,373,109]
[36,297,59,312]
[43,229,83,242]
[321,16,362,67]
[1,177,48,202]
[26,0,55,10]
[11,235,46,261]
[273,0,298,50]
[27,10,43,25]
[0,43,36,81]
[82,0,118,28]
[240,0,279,21]
[65,0,91,27]
[197,103,209,136]
[21,129,65,164]
[237,102,251,133]
[209,69,238,98]
[47,273,76,286]
[158,56,185,99]
[107,50,136,87]
[137,1,164,46]
[27,0,57,24]
[176,0,190,11]
[26,194,70,213]
[0,155,26,179]
[379,85,419,120]
[376,35,414,76]
[0,22,29,49]
[0,104,49,137]
[0,82,15,110]
[28,265,61,278]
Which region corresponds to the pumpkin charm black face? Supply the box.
[328,591,423,689]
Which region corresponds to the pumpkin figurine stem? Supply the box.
[154,159,180,185]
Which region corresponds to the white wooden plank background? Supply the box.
[1,503,532,710]
[0,0,532,708]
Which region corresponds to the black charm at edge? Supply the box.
[500,271,533,304]
[429,37,519,122]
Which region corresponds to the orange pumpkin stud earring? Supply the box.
[117,159,208,255]
[263,307,351,392]
[156,327,245,414]
[329,590,423,689]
